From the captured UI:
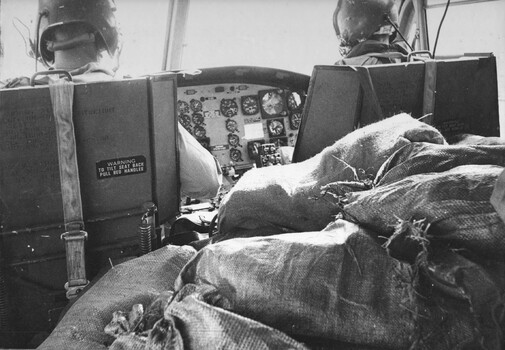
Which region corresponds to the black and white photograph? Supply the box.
[0,0,504,349]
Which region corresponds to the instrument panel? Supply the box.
[177,79,307,172]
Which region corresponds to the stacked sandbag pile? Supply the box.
[172,116,505,349]
[37,245,196,350]
[215,113,445,241]
[341,143,505,258]
[105,285,308,350]
[89,115,504,349]
[334,141,505,349]
[177,220,501,349]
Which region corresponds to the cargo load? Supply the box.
[37,114,505,350]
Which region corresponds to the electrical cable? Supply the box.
[386,15,414,52]
[11,17,33,59]
[432,0,451,57]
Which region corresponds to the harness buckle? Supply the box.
[61,229,89,299]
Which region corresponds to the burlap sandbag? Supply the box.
[161,284,309,350]
[107,283,308,350]
[491,169,505,224]
[176,220,483,349]
[37,246,195,350]
[374,142,505,186]
[342,164,505,259]
[216,114,444,241]
[447,133,505,146]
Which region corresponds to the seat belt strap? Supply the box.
[48,79,89,299]
[355,66,384,125]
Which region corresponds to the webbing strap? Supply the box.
[49,79,89,298]
[356,66,384,123]
[49,80,83,229]
[422,60,438,125]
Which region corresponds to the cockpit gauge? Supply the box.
[287,91,302,111]
[225,119,239,133]
[228,133,241,147]
[192,113,205,125]
[267,118,285,137]
[289,112,302,130]
[230,148,243,162]
[190,99,203,112]
[194,125,207,138]
[220,98,239,118]
[259,90,285,118]
[177,100,190,115]
[241,95,259,115]
[179,114,191,127]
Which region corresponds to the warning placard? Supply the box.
[96,155,147,179]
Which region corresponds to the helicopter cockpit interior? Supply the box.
[0,0,504,348]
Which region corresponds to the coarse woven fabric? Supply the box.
[160,284,309,350]
[448,133,505,146]
[106,283,308,350]
[374,142,505,186]
[37,245,196,350]
[422,248,505,350]
[343,164,505,259]
[176,219,480,349]
[491,169,505,224]
[216,113,445,241]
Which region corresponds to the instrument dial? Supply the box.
[260,91,284,117]
[267,119,285,137]
[289,112,302,130]
[190,99,203,112]
[225,119,239,133]
[177,100,190,115]
[179,114,192,127]
[192,113,205,125]
[220,98,239,118]
[241,95,259,115]
[228,133,241,147]
[194,125,207,138]
[230,148,243,162]
[287,91,302,110]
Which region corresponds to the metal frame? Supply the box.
[162,0,191,71]
[399,0,430,51]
